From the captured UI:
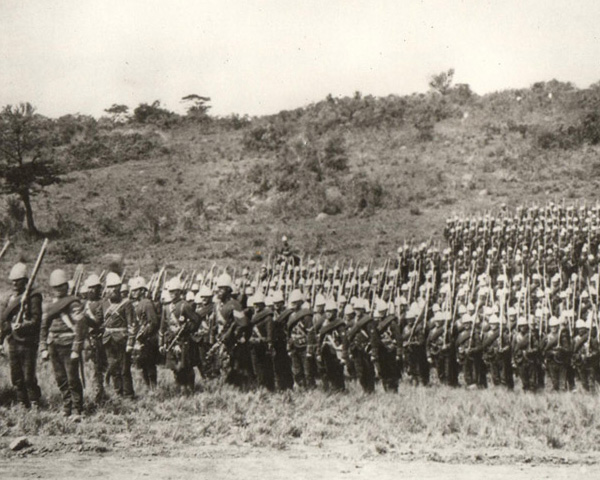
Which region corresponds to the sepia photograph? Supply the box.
[1,1,600,478]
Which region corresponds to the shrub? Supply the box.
[321,134,348,171]
[58,241,88,264]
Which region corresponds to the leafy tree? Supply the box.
[181,94,211,120]
[104,104,130,124]
[0,103,60,234]
[133,100,177,126]
[429,68,455,95]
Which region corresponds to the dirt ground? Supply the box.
[1,441,598,480]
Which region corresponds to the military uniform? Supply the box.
[481,322,514,389]
[214,296,252,388]
[347,313,377,393]
[193,301,219,379]
[248,306,275,391]
[271,306,294,391]
[41,295,87,415]
[542,324,571,391]
[132,296,159,388]
[286,308,317,389]
[0,288,43,408]
[83,294,108,402]
[572,327,599,392]
[317,316,347,392]
[511,326,541,391]
[401,314,430,386]
[373,313,402,391]
[101,297,138,398]
[160,297,200,391]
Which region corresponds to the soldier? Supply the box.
[481,314,514,389]
[286,289,317,389]
[316,299,347,392]
[82,273,107,403]
[101,272,138,399]
[402,303,430,386]
[248,291,275,391]
[159,277,200,393]
[372,300,402,392]
[193,285,218,380]
[0,263,43,409]
[40,269,87,419]
[456,312,485,389]
[511,316,541,392]
[130,276,159,390]
[347,298,377,393]
[270,290,294,391]
[542,316,572,391]
[572,319,599,392]
[213,273,252,389]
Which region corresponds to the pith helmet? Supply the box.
[9,263,27,281]
[49,269,69,287]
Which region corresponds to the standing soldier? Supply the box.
[286,289,317,389]
[130,277,159,390]
[101,272,138,399]
[159,277,200,393]
[40,269,87,419]
[402,304,430,386]
[511,316,541,391]
[193,285,218,379]
[347,299,377,393]
[248,291,275,391]
[271,290,294,391]
[213,273,252,389]
[542,316,571,391]
[372,300,402,392]
[317,299,347,392]
[481,315,514,389]
[82,273,107,403]
[572,319,599,392]
[0,263,43,409]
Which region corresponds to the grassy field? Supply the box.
[1,358,600,465]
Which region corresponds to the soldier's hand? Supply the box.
[70,351,80,360]
[173,345,182,355]
[125,345,133,353]
[41,350,49,361]
[159,345,166,355]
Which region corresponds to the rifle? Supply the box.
[70,264,84,296]
[0,240,11,261]
[13,239,49,330]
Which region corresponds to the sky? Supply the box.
[1,0,599,119]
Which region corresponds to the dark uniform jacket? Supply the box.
[40,295,87,353]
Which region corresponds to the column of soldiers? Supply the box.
[2,201,600,420]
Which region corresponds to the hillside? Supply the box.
[3,78,600,277]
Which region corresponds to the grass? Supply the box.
[1,358,600,461]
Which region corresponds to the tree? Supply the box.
[104,104,130,124]
[429,68,455,95]
[181,94,211,120]
[0,103,60,235]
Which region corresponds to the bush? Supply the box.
[57,241,88,264]
[345,174,384,214]
[321,134,348,171]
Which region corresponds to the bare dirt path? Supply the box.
[1,444,598,480]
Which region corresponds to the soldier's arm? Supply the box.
[305,316,316,357]
[70,300,88,355]
[144,301,160,337]
[125,303,139,350]
[182,302,201,331]
[266,313,274,350]
[18,293,43,335]
[158,308,168,349]
[39,309,52,352]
